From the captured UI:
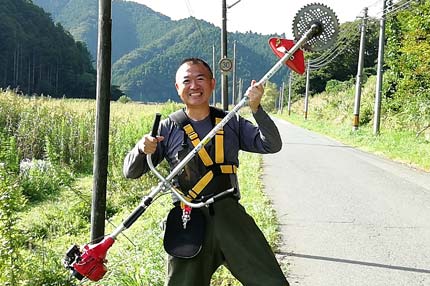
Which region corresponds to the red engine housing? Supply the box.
[73,237,115,281]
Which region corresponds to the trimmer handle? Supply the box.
[151,113,162,137]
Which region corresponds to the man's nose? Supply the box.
[189,79,198,89]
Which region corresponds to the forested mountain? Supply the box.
[0,0,97,98]
[30,0,394,103]
[32,0,289,102]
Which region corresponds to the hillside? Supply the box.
[0,0,97,98]
[32,0,289,102]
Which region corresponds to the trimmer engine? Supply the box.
[63,237,114,281]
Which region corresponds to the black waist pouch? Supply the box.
[163,206,205,259]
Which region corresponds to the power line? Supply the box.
[382,0,417,17]
[183,0,205,40]
[309,41,343,64]
[365,0,386,13]
[309,46,348,69]
[184,0,194,15]
[307,18,364,69]
[373,0,417,18]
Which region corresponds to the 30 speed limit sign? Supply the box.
[219,58,233,73]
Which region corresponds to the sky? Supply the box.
[130,0,384,37]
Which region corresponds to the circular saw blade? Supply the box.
[292,3,339,52]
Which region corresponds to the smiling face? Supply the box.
[175,60,215,109]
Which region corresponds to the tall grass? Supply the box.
[0,90,177,284]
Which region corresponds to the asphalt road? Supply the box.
[262,118,430,286]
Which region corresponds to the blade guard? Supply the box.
[72,237,115,281]
[268,38,305,74]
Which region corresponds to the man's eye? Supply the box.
[183,80,190,84]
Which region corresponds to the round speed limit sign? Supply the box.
[219,58,233,73]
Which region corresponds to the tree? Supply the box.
[384,0,430,129]
[0,0,102,98]
[261,81,278,112]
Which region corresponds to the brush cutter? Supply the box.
[63,3,338,282]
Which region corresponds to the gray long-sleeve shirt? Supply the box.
[123,106,282,198]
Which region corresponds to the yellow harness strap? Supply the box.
[181,119,237,202]
[183,123,213,166]
[189,171,214,199]
[215,117,224,164]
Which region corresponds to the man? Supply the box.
[123,58,288,286]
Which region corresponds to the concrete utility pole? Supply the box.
[353,7,368,131]
[278,86,282,112]
[373,0,387,135]
[220,0,241,111]
[91,0,112,243]
[288,72,293,116]
[238,78,243,103]
[232,40,237,105]
[212,44,216,106]
[221,0,228,110]
[280,81,285,114]
[304,60,311,119]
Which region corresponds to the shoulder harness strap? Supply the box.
[169,107,237,203]
[209,106,226,164]
[169,108,213,166]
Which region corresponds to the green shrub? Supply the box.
[0,134,20,173]
[18,246,74,286]
[0,165,26,285]
[19,159,73,203]
[118,95,132,103]
[325,79,353,94]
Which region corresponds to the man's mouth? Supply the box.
[189,92,203,97]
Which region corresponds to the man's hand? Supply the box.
[138,134,164,155]
[246,80,264,113]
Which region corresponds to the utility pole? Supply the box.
[212,44,216,106]
[278,86,282,112]
[238,78,243,102]
[280,81,285,114]
[232,40,237,105]
[304,60,310,119]
[373,0,387,135]
[221,0,228,110]
[287,72,293,116]
[91,0,112,243]
[220,0,241,111]
[353,7,368,131]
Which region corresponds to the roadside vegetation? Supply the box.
[269,1,430,173]
[275,76,429,172]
